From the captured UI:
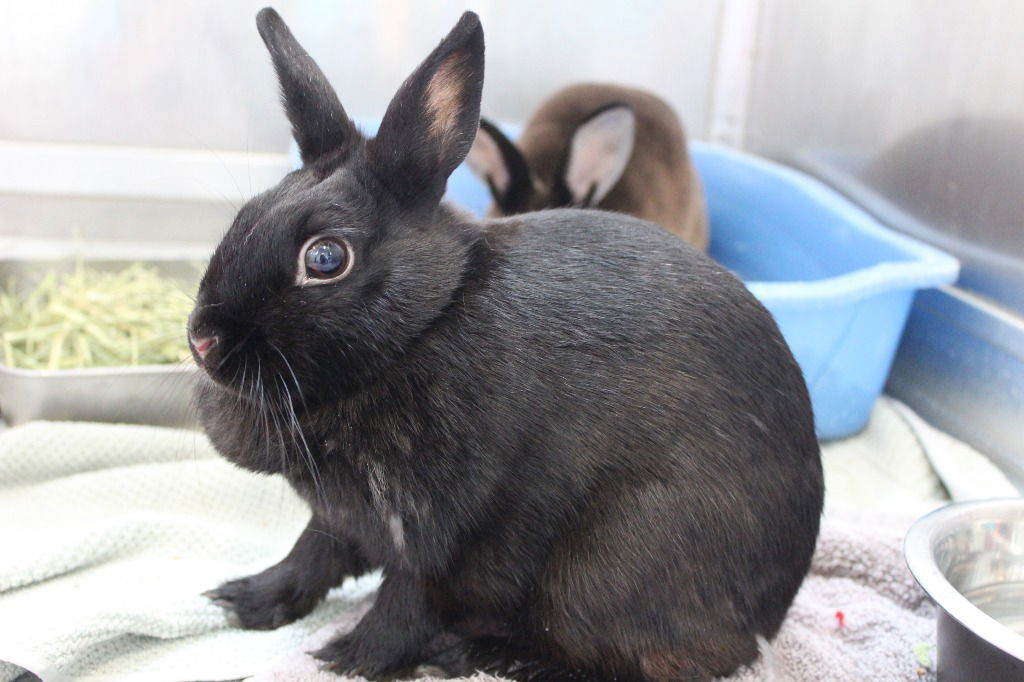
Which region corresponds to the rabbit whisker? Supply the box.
[276,373,329,514]
[268,342,309,411]
[238,359,249,414]
[267,386,291,489]
[269,341,330,513]
[254,355,276,473]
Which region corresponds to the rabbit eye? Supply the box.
[306,240,345,275]
[298,237,353,285]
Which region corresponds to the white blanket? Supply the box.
[0,398,1015,681]
[0,421,367,682]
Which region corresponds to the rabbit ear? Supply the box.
[563,103,636,207]
[368,12,484,207]
[466,118,533,214]
[256,8,359,166]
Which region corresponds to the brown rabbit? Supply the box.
[467,82,709,249]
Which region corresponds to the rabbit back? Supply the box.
[380,208,820,677]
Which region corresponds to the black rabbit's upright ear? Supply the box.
[368,12,484,207]
[256,7,359,166]
[466,118,533,214]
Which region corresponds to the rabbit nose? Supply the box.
[190,335,219,361]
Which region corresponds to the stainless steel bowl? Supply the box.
[905,498,1024,680]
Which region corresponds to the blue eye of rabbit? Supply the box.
[304,239,348,279]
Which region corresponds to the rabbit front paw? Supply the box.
[204,563,322,630]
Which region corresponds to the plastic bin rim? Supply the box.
[692,142,960,307]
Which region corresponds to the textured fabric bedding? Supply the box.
[249,509,940,682]
[0,397,1015,681]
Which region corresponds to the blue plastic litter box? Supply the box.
[445,141,959,440]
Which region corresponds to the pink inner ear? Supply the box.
[466,126,511,196]
[566,106,636,206]
[425,53,468,147]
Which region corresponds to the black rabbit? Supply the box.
[191,8,823,681]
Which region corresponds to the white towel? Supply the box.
[0,421,373,682]
[0,398,1013,681]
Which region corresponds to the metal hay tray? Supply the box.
[0,241,207,427]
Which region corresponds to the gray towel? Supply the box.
[248,510,938,682]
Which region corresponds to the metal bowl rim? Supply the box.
[0,363,198,378]
[905,497,1024,661]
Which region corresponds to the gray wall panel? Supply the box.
[0,1,721,152]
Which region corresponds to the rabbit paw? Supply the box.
[203,564,321,630]
[312,630,411,680]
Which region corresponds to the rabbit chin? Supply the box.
[194,362,287,415]
[194,361,245,395]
